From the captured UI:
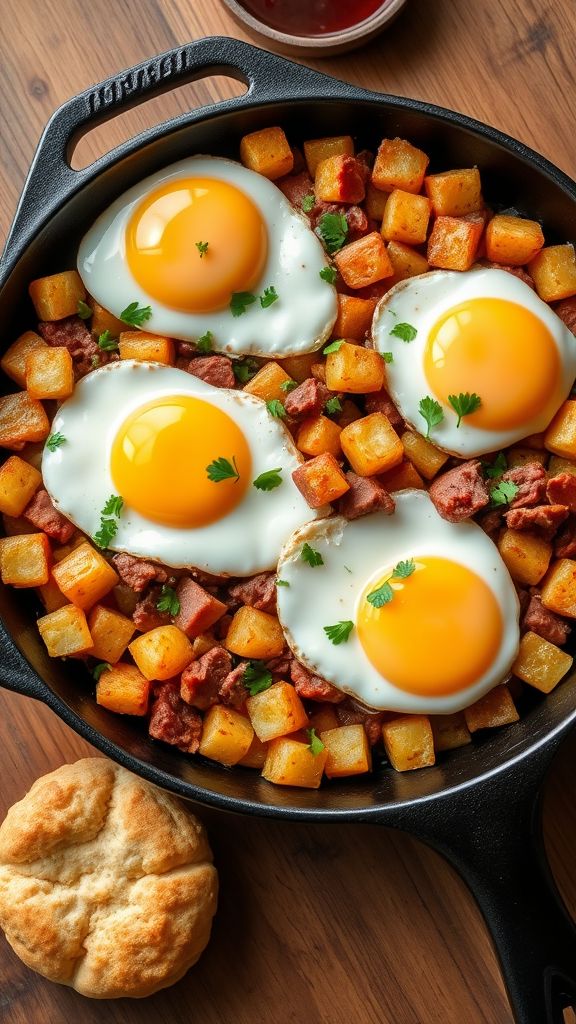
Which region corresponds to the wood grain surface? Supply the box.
[1,1,576,1021]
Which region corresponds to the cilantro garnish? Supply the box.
[156,585,181,616]
[419,396,444,439]
[253,468,283,491]
[195,241,209,258]
[319,266,337,284]
[244,662,273,696]
[120,301,152,327]
[307,727,325,756]
[230,291,257,317]
[390,322,417,342]
[232,358,259,384]
[302,194,315,213]
[325,396,342,416]
[317,212,348,254]
[98,329,119,352]
[301,543,324,567]
[45,432,66,452]
[366,559,416,608]
[323,620,354,645]
[323,339,344,355]
[206,457,240,483]
[266,399,286,419]
[448,392,482,428]
[94,494,123,549]
[275,579,290,587]
[490,480,519,507]
[280,379,297,393]
[381,352,394,363]
[77,299,92,320]
[197,331,213,354]
[92,662,111,682]
[483,452,507,479]
[260,286,278,308]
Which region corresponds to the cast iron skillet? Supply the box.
[0,36,575,1023]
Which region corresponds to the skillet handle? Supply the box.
[0,621,52,701]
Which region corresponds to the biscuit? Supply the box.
[0,757,218,998]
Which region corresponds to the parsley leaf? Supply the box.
[390,322,417,342]
[94,494,123,549]
[366,580,394,607]
[275,578,290,587]
[419,396,444,438]
[232,358,259,384]
[323,339,344,355]
[195,241,209,258]
[280,379,297,393]
[323,620,354,645]
[448,392,482,428]
[483,452,508,479]
[302,193,315,213]
[206,457,240,483]
[77,299,92,320]
[266,399,286,419]
[120,301,152,327]
[393,559,416,579]
[156,585,181,616]
[230,291,257,317]
[319,266,337,284]
[301,543,324,567]
[253,468,283,491]
[98,329,119,352]
[45,432,66,452]
[260,286,278,308]
[196,330,213,354]
[317,212,349,254]
[325,396,342,416]
[381,352,394,363]
[243,661,273,696]
[102,495,123,517]
[490,480,519,507]
[307,727,325,756]
[92,662,111,682]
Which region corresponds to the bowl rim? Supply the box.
[219,0,409,49]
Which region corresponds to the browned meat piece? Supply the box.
[355,149,374,179]
[522,593,571,645]
[505,503,569,539]
[555,297,576,335]
[428,460,489,522]
[112,552,169,592]
[290,660,344,703]
[515,585,531,617]
[555,516,576,558]
[477,507,504,538]
[148,681,202,753]
[502,463,547,508]
[133,588,171,632]
[276,169,315,211]
[336,698,385,746]
[228,572,277,615]
[546,472,576,512]
[338,471,395,520]
[214,613,232,640]
[312,202,370,242]
[266,653,293,679]
[174,577,227,637]
[364,389,404,428]
[38,316,102,378]
[284,378,330,418]
[23,489,74,542]
[482,262,535,289]
[177,341,196,358]
[183,355,235,389]
[180,647,233,709]
[219,662,249,708]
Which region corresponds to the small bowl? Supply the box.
[219,0,409,57]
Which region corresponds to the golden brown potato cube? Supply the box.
[381,189,431,245]
[239,126,293,180]
[506,447,548,469]
[311,362,327,383]
[190,632,219,659]
[544,400,576,458]
[0,332,48,387]
[430,713,472,752]
[87,604,135,663]
[303,135,354,177]
[96,663,150,716]
[25,346,74,400]
[37,573,68,612]
[380,459,425,491]
[278,353,317,383]
[0,455,41,516]
[382,715,435,771]
[320,724,372,778]
[225,606,285,659]
[308,705,340,734]
[262,737,327,788]
[297,415,342,459]
[246,681,309,742]
[498,528,552,586]
[52,541,119,610]
[243,361,292,402]
[529,244,576,302]
[0,532,51,587]
[386,240,429,280]
[292,452,349,507]
[464,685,519,732]
[0,392,50,450]
[129,624,194,681]
[198,705,254,766]
[541,558,576,617]
[365,182,389,221]
[90,300,125,339]
[341,412,403,476]
[427,215,483,271]
[118,331,175,364]
[401,430,449,479]
[334,232,394,289]
[238,733,269,769]
[485,214,544,266]
[28,270,86,321]
[332,294,377,342]
[512,630,573,693]
[37,603,93,657]
[325,342,385,395]
[372,137,429,194]
[424,168,482,217]
[315,154,365,204]
[52,534,85,564]
[548,455,576,477]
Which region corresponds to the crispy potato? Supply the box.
[239,126,293,180]
[427,215,483,271]
[382,715,435,771]
[262,737,327,788]
[464,685,519,732]
[308,705,340,734]
[90,300,125,339]
[320,725,372,778]
[381,189,431,245]
[190,632,219,660]
[311,361,327,383]
[246,681,309,742]
[96,663,150,716]
[129,624,194,681]
[497,528,552,586]
[37,573,69,613]
[118,331,175,364]
[386,240,429,280]
[424,168,482,217]
[243,361,293,402]
[28,270,86,321]
[401,430,449,479]
[292,452,350,507]
[225,606,285,659]
[544,400,576,458]
[238,733,269,769]
[297,415,342,459]
[0,532,51,587]
[335,232,394,289]
[430,713,472,752]
[341,413,403,476]
[0,455,42,516]
[304,135,354,177]
[548,455,576,477]
[278,353,317,383]
[325,341,385,394]
[485,214,544,266]
[52,541,119,609]
[87,604,135,663]
[365,182,389,221]
[505,447,548,469]
[315,154,365,204]
[332,294,377,341]
[0,392,50,450]
[371,138,429,194]
[25,346,74,400]
[540,558,576,618]
[1,331,48,387]
[512,630,573,693]
[37,603,93,657]
[529,244,576,302]
[199,705,254,766]
[380,459,425,490]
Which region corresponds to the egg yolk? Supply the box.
[357,556,503,696]
[111,396,252,528]
[424,297,561,431]
[126,177,268,313]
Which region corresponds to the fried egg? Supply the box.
[77,156,337,358]
[42,361,326,576]
[372,268,576,457]
[276,490,520,714]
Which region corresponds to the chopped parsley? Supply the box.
[266,399,286,419]
[94,494,123,549]
[260,286,278,308]
[323,620,354,645]
[77,299,92,320]
[206,457,240,483]
[490,479,519,507]
[483,452,508,479]
[324,396,342,416]
[230,291,257,317]
[381,352,394,363]
[45,432,66,452]
[317,212,348,254]
[307,727,325,756]
[275,578,290,587]
[418,396,444,439]
[319,266,337,284]
[243,661,273,696]
[301,543,324,567]
[448,392,482,428]
[302,194,315,213]
[253,468,283,491]
[232,357,259,384]
[120,301,152,327]
[92,662,111,682]
[197,330,213,354]
[366,559,416,608]
[156,585,181,616]
[97,329,119,352]
[195,241,209,258]
[280,379,298,393]
[390,322,417,342]
[323,339,344,355]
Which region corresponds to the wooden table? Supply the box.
[1,1,576,1021]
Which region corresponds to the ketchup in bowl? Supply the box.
[239,0,387,36]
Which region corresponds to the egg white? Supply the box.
[372,268,576,457]
[276,489,520,714]
[42,361,327,576]
[77,155,337,358]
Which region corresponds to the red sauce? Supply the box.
[240,0,387,37]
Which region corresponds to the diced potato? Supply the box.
[431,713,471,753]
[238,733,269,769]
[25,346,74,400]
[308,705,340,734]
[485,214,544,266]
[52,534,85,563]
[548,455,576,477]
[365,182,389,221]
[424,168,482,217]
[239,126,293,180]
[382,714,435,771]
[380,459,425,491]
[341,412,403,476]
[381,189,431,245]
[332,294,377,341]
[512,630,573,693]
[0,455,41,516]
[371,137,429,194]
[96,663,150,716]
[37,573,68,612]
[118,331,175,365]
[37,603,93,657]
[540,558,576,618]
[0,532,51,587]
[28,270,86,321]
[262,737,327,788]
[427,215,483,271]
[90,300,125,339]
[225,605,285,659]
[297,415,342,459]
[544,400,576,458]
[278,353,317,383]
[320,724,372,778]
[315,154,365,204]
[506,447,548,469]
[87,604,135,663]
[325,341,385,394]
[0,392,50,450]
[292,452,350,507]
[464,685,519,732]
[243,361,292,402]
[386,240,429,280]
[129,624,194,681]
[529,244,576,302]
[311,361,326,383]
[190,632,219,659]
[401,430,449,479]
[338,399,362,428]
[0,331,48,387]
[304,135,354,177]
[247,681,309,742]
[497,528,552,586]
[335,232,394,289]
[198,705,254,766]
[52,541,119,609]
